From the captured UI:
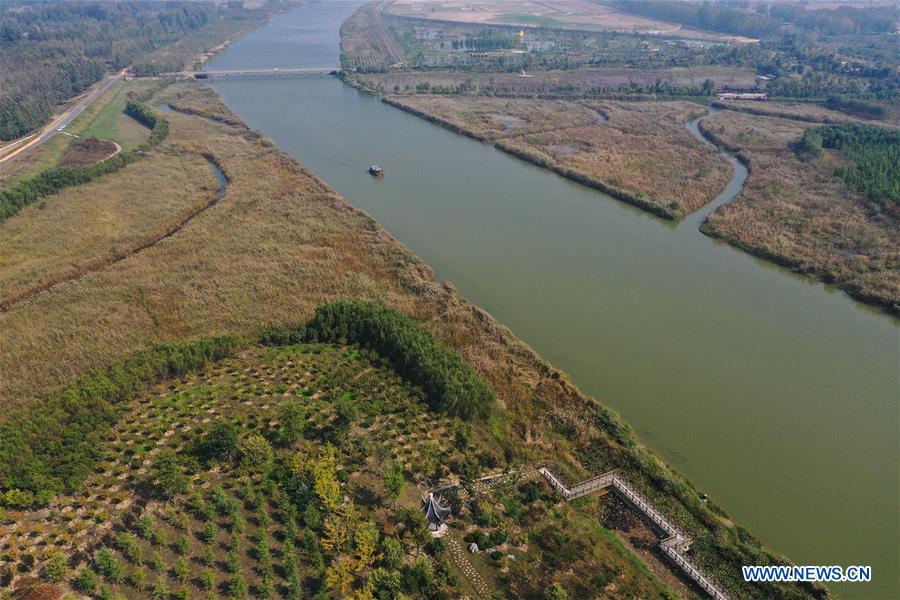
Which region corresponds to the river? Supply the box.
[208,2,899,597]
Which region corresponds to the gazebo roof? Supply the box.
[422,492,451,526]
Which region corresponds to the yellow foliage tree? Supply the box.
[322,500,358,554]
[325,560,354,597]
[353,521,381,574]
[313,444,341,512]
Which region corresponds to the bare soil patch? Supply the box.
[57,137,119,166]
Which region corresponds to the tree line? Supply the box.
[0,0,265,139]
[270,300,496,421]
[797,123,899,209]
[0,336,242,508]
[608,0,896,39]
[0,101,168,224]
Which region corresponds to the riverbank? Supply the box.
[382,95,731,219]
[697,111,899,316]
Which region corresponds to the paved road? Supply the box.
[0,71,124,168]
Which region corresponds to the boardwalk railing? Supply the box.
[539,467,729,600]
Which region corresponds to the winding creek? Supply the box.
[208,2,899,597]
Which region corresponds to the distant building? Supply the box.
[717,92,767,101]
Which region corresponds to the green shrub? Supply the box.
[43,551,69,582]
[75,568,97,593]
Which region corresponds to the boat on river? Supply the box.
[368,165,384,177]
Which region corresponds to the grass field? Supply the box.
[700,110,900,313]
[0,81,825,599]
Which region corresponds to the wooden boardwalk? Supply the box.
[539,468,730,600]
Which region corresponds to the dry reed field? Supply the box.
[701,110,900,313]
[388,95,731,217]
[0,151,217,305]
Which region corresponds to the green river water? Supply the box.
[209,2,899,596]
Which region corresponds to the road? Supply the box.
[0,71,124,168]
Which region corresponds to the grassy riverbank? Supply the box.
[383,95,731,219]
[0,80,825,599]
[699,110,899,315]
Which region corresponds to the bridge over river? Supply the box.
[185,67,339,80]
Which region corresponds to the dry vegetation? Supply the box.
[0,82,823,599]
[386,95,731,217]
[387,0,756,42]
[711,100,864,124]
[354,64,758,96]
[0,151,217,308]
[700,110,900,313]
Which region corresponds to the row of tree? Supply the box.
[609,0,897,39]
[0,101,168,224]
[0,336,242,508]
[302,300,496,421]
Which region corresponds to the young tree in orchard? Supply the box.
[278,402,307,447]
[153,449,189,499]
[544,582,570,600]
[353,521,381,573]
[312,445,341,512]
[383,463,404,510]
[322,500,359,554]
[239,433,273,473]
[42,551,69,582]
[325,560,354,597]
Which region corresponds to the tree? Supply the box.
[195,420,239,462]
[402,557,433,595]
[201,569,216,591]
[353,521,380,573]
[239,434,273,472]
[42,551,68,582]
[312,445,341,512]
[176,535,191,556]
[383,463,404,510]
[258,574,275,599]
[325,560,354,597]
[278,402,307,446]
[95,547,124,583]
[117,532,143,565]
[544,582,570,600]
[153,449,189,499]
[227,573,248,599]
[381,537,403,569]
[322,500,358,554]
[152,577,170,599]
[129,566,147,591]
[75,568,97,593]
[333,392,357,439]
[175,558,190,585]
